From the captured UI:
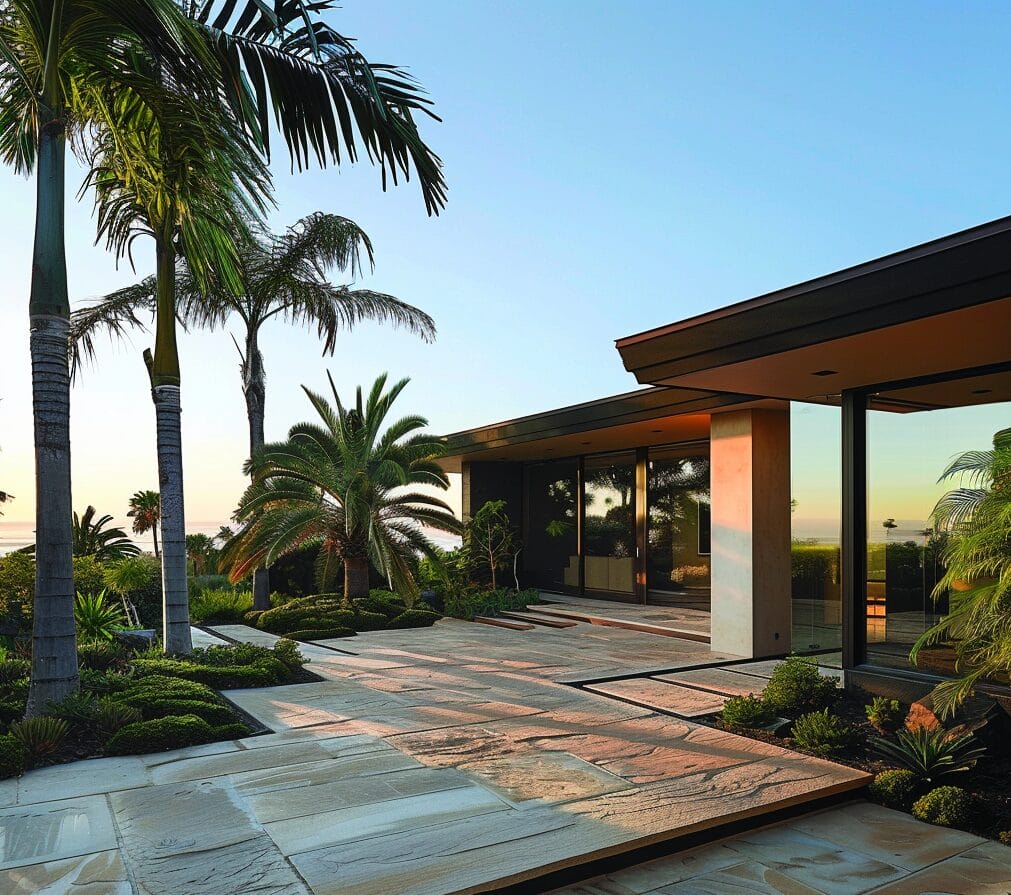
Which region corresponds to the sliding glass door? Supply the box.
[583,452,636,597]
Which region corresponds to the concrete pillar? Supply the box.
[709,409,791,657]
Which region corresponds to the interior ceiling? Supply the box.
[654,296,1011,402]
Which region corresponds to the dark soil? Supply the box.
[698,686,1011,841]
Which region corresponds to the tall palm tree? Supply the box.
[72,506,141,561]
[226,373,461,604]
[74,213,436,609]
[1,0,221,713]
[127,490,161,557]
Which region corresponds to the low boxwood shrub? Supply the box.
[388,609,441,629]
[0,734,27,779]
[104,714,217,756]
[272,639,305,670]
[912,786,973,828]
[130,657,288,689]
[868,769,920,811]
[762,657,839,714]
[213,722,252,740]
[352,610,389,632]
[720,695,774,729]
[790,709,862,757]
[134,698,239,727]
[243,609,264,625]
[286,627,355,641]
[120,674,224,705]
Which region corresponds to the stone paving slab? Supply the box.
[585,678,729,717]
[0,849,132,895]
[652,666,771,697]
[0,795,117,871]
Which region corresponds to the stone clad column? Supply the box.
[709,409,791,657]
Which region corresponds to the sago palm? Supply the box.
[0,0,219,713]
[912,427,1011,716]
[226,373,461,605]
[127,489,160,557]
[73,212,436,610]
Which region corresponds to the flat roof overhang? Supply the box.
[616,216,1011,405]
[439,387,785,473]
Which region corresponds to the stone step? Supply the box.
[473,616,534,631]
[530,607,710,643]
[499,611,578,628]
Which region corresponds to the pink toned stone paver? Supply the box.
[585,677,729,717]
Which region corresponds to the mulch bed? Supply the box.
[698,686,1011,841]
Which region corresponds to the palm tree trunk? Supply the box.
[243,327,271,610]
[344,556,370,604]
[151,233,191,654]
[26,108,79,715]
[152,524,159,558]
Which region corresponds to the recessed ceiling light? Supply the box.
[651,429,663,434]
[812,370,838,377]
[580,441,591,445]
[971,388,992,395]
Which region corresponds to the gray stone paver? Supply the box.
[5,619,879,895]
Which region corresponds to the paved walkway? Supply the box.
[2,619,873,894]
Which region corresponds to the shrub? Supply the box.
[871,727,985,783]
[720,695,774,729]
[79,669,131,694]
[868,769,920,811]
[243,609,264,625]
[120,674,224,705]
[912,786,973,828]
[77,640,128,672]
[47,691,99,725]
[190,589,253,624]
[188,642,274,668]
[0,734,27,779]
[285,627,354,641]
[0,658,31,686]
[388,609,441,629]
[0,552,36,630]
[213,722,252,740]
[9,716,69,762]
[137,699,238,727]
[94,699,142,737]
[865,696,904,734]
[74,590,125,641]
[790,709,862,757]
[0,699,25,724]
[104,714,217,756]
[102,555,163,628]
[130,657,288,689]
[444,587,537,621]
[273,639,306,670]
[762,657,839,713]
[352,610,389,632]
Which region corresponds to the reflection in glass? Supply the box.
[866,397,1010,675]
[522,459,579,591]
[647,447,710,608]
[790,403,842,653]
[583,453,636,595]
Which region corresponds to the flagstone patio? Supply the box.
[1,618,880,894]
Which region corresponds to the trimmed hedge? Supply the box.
[119,674,225,705]
[130,657,288,689]
[869,769,919,811]
[912,786,973,828]
[104,714,218,755]
[129,698,239,727]
[388,609,441,629]
[0,734,27,779]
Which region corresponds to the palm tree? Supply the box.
[72,506,141,561]
[912,428,1011,715]
[127,490,161,557]
[73,213,436,610]
[226,373,461,604]
[1,0,220,713]
[185,533,215,575]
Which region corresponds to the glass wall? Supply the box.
[790,403,842,652]
[583,452,636,597]
[646,445,710,608]
[522,459,579,592]
[865,393,1011,674]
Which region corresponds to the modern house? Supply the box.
[440,216,1011,689]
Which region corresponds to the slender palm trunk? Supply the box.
[344,555,370,605]
[26,112,79,714]
[151,524,159,558]
[151,234,191,654]
[243,327,270,610]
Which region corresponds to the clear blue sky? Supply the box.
[2,1,1010,529]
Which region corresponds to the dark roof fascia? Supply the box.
[616,215,1011,384]
[442,387,753,458]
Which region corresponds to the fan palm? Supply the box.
[1,0,220,713]
[73,213,436,610]
[127,489,161,557]
[911,427,1011,716]
[72,506,141,561]
[226,373,461,605]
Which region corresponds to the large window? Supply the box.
[791,403,842,652]
[583,452,636,596]
[647,445,710,608]
[522,459,578,592]
[864,385,1011,675]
